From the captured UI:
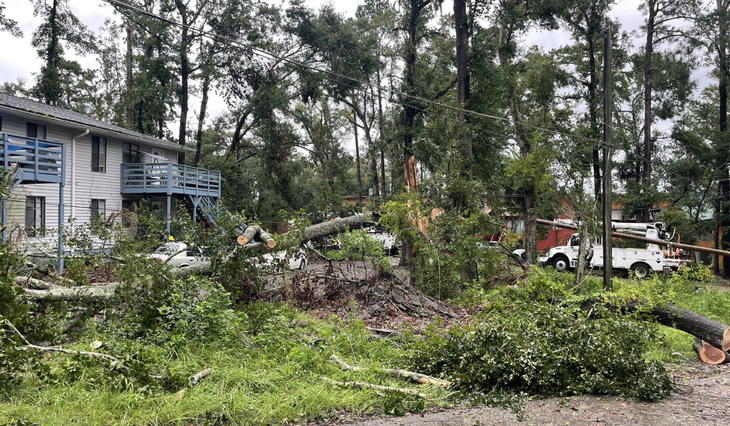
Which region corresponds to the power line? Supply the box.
[104,0,602,146]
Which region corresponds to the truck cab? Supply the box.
[539,233,588,272]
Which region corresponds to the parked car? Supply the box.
[149,242,209,268]
[149,243,308,273]
[251,248,309,272]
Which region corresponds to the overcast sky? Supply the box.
[0,0,709,153]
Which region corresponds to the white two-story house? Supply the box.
[0,93,220,271]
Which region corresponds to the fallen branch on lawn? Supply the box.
[306,244,335,266]
[3,317,130,372]
[329,354,451,388]
[188,368,213,386]
[367,328,401,337]
[321,376,427,398]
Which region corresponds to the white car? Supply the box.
[255,248,308,272]
[150,242,209,268]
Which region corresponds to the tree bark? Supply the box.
[237,226,276,248]
[587,299,730,353]
[574,220,589,287]
[719,0,730,277]
[353,103,363,207]
[194,66,210,167]
[175,0,190,165]
[23,283,122,301]
[126,25,133,126]
[377,66,387,196]
[454,0,472,180]
[302,215,375,242]
[641,0,657,223]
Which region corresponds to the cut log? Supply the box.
[724,327,730,352]
[237,226,260,246]
[693,337,730,364]
[258,230,277,248]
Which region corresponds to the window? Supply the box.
[123,143,139,163]
[91,199,106,220]
[92,136,107,172]
[25,196,45,237]
[26,122,47,139]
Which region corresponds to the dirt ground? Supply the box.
[279,259,730,425]
[321,363,730,426]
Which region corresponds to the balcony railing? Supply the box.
[0,133,65,184]
[120,163,221,197]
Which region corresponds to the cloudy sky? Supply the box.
[0,0,653,87]
[0,0,705,149]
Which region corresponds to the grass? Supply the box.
[606,270,730,364]
[0,307,449,425]
[5,265,730,425]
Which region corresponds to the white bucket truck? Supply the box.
[539,222,687,278]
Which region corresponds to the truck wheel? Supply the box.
[550,255,570,272]
[631,263,651,279]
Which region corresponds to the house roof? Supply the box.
[0,93,193,152]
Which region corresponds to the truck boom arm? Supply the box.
[536,219,730,258]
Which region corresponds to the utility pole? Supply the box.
[603,22,613,291]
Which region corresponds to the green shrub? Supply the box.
[677,262,714,283]
[110,274,239,347]
[409,302,672,402]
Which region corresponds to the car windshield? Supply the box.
[153,243,183,255]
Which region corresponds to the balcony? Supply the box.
[0,133,65,185]
[120,163,221,198]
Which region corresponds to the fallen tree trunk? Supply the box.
[302,215,375,242]
[693,337,730,364]
[18,215,375,300]
[22,283,122,301]
[585,299,730,354]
